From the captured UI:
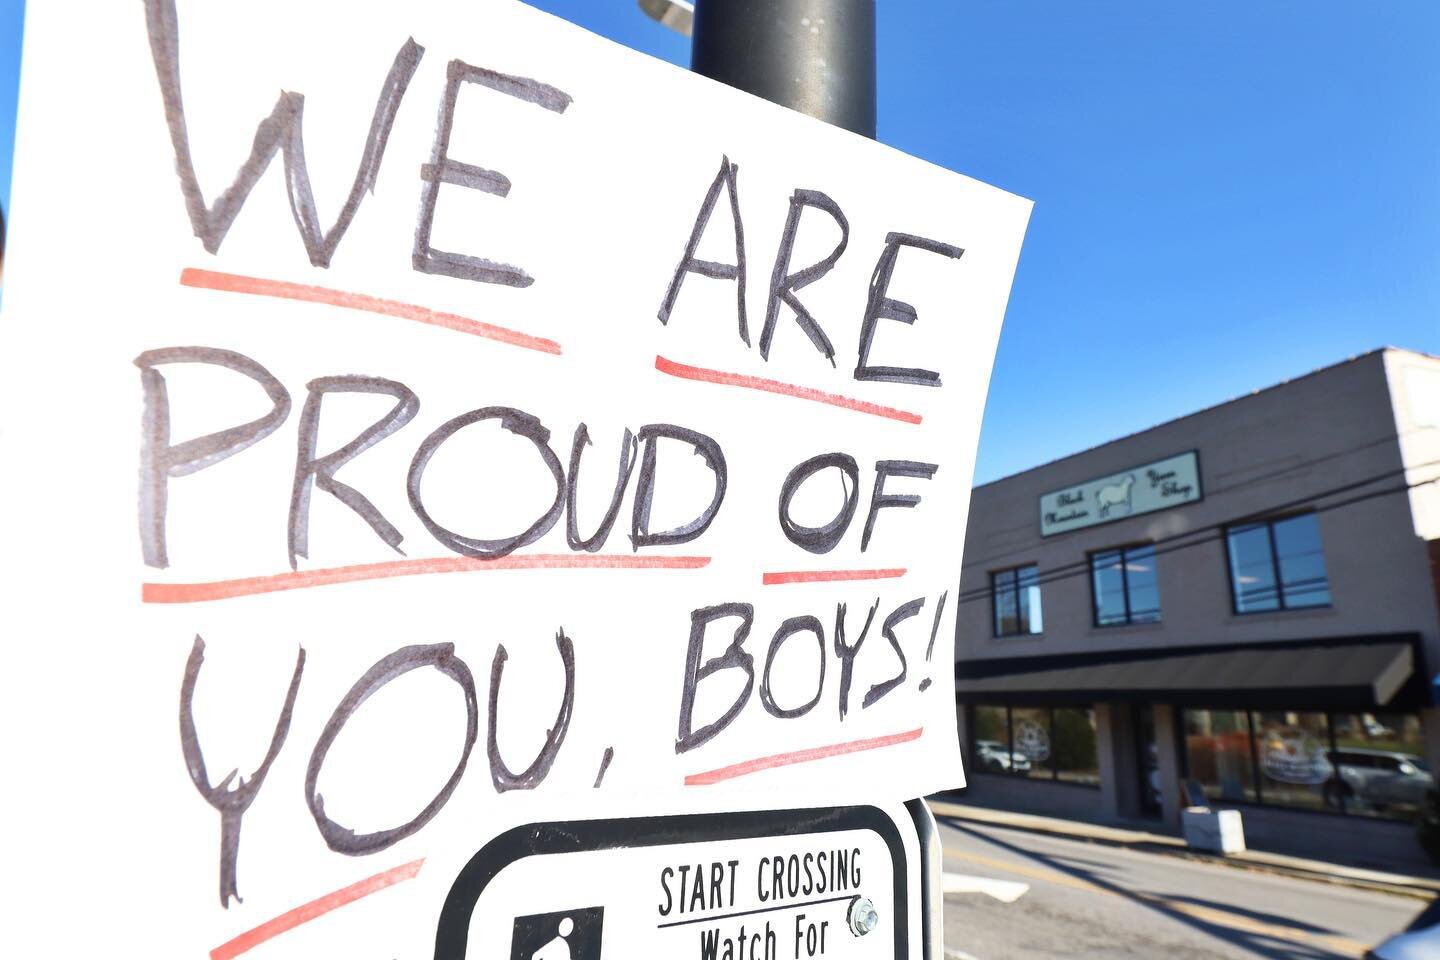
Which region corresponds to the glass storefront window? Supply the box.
[1331,713,1432,820]
[1182,709,1428,822]
[969,704,1101,788]
[1254,711,1331,811]
[1012,707,1053,780]
[973,705,1426,820]
[1054,708,1100,785]
[1184,709,1258,804]
[972,705,1012,775]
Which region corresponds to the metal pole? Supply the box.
[690,0,876,139]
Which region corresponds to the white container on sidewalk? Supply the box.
[1182,807,1246,854]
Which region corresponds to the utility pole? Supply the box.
[686,0,876,139]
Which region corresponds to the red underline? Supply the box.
[685,728,924,786]
[210,858,423,960]
[654,355,922,425]
[181,268,562,355]
[762,568,907,586]
[143,554,712,604]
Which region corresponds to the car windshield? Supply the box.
[1405,755,1431,774]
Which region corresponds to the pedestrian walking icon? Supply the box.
[509,907,604,960]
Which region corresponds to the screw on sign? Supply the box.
[848,896,880,937]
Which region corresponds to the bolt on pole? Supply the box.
[688,0,876,139]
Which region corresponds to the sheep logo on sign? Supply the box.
[1095,474,1135,519]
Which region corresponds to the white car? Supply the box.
[1363,717,1397,739]
[975,740,1032,774]
[1324,749,1434,813]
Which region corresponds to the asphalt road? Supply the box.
[937,817,1431,960]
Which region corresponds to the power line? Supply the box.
[960,459,1421,605]
[959,425,1436,575]
[953,461,1440,608]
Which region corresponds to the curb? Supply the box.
[1176,849,1438,902]
[928,800,1440,902]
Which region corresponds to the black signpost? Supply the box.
[690,0,877,139]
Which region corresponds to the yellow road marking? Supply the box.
[942,847,1371,958]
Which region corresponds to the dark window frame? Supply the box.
[1223,512,1332,615]
[1087,542,1160,627]
[1247,708,1265,805]
[990,564,1041,638]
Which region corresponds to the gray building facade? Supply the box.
[954,348,1440,868]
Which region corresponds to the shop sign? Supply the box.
[1039,451,1201,537]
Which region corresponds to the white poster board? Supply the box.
[0,1,1030,956]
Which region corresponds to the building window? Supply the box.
[1184,709,1258,804]
[972,706,1012,773]
[1330,713,1430,820]
[969,704,1099,787]
[1255,711,1331,811]
[1012,707,1054,781]
[1054,708,1102,785]
[1089,544,1160,626]
[992,565,1042,636]
[1225,513,1331,613]
[1182,709,1428,822]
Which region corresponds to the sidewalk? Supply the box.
[928,798,1440,901]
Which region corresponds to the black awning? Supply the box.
[956,637,1422,711]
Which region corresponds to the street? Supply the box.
[937,817,1431,960]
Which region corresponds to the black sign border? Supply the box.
[433,805,909,958]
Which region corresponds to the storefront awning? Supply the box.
[955,638,1420,710]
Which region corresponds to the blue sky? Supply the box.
[1,1,1435,483]
[0,0,19,230]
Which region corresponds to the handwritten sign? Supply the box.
[0,1,1030,956]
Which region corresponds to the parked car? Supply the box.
[1324,748,1434,813]
[1363,717,1398,739]
[975,740,1032,774]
